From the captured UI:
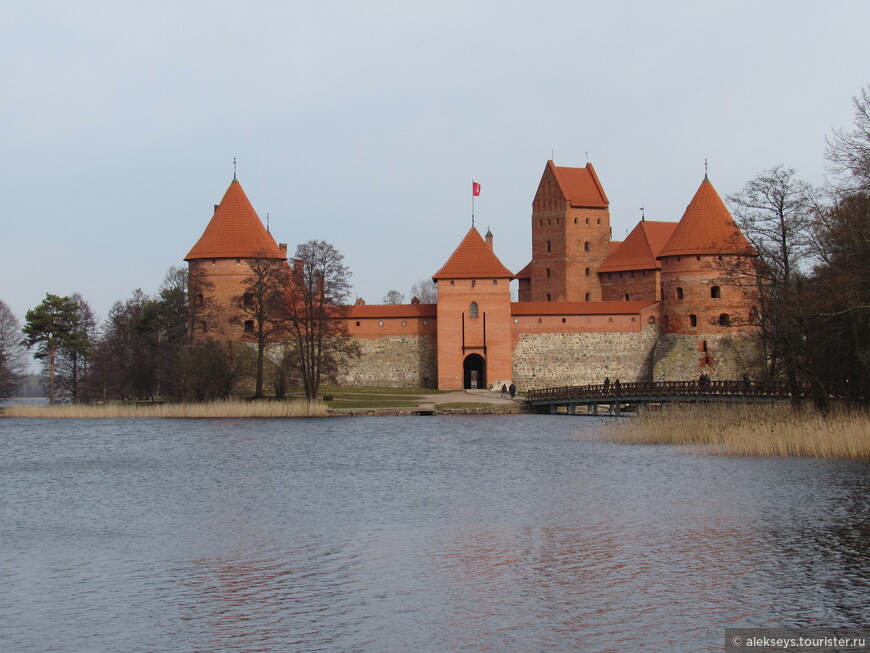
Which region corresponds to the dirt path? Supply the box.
[420,389,522,405]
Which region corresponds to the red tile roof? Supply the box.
[598,221,677,272]
[348,304,437,318]
[548,161,609,208]
[658,178,752,258]
[512,300,658,316]
[515,261,532,279]
[185,179,285,260]
[432,227,514,280]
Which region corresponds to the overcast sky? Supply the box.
[2,1,868,324]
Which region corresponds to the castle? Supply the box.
[185,162,763,391]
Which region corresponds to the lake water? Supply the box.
[1,415,868,652]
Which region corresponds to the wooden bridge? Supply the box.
[526,380,804,416]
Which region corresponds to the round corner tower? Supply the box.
[655,176,761,378]
[184,177,287,341]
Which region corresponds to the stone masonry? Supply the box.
[337,335,437,387]
[652,332,765,381]
[512,325,660,390]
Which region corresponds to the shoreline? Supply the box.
[0,390,526,419]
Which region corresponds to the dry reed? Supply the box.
[2,399,328,419]
[604,403,870,459]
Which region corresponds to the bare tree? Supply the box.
[826,85,870,193]
[285,240,359,400]
[409,278,437,303]
[383,290,405,305]
[236,252,291,399]
[0,300,28,399]
[726,166,822,406]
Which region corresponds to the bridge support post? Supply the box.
[549,404,556,415]
[568,404,575,415]
[612,402,621,416]
[591,403,598,416]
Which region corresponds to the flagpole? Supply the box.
[472,179,475,227]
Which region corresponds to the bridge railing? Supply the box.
[526,380,806,403]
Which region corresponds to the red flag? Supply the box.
[472,181,481,196]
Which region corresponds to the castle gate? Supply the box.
[463,354,486,389]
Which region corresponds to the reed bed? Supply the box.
[604,403,870,459]
[2,399,328,419]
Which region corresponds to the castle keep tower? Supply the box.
[433,227,514,390]
[184,177,287,339]
[528,161,611,302]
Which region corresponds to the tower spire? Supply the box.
[233,157,237,181]
[704,158,708,181]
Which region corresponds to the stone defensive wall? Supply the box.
[338,304,438,387]
[286,299,762,390]
[333,300,689,390]
[510,301,662,389]
[652,332,765,382]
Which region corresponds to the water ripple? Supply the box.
[0,416,868,652]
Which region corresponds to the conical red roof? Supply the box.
[658,178,751,257]
[433,227,514,280]
[598,221,677,272]
[185,179,285,260]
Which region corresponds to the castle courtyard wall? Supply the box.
[652,332,765,381]
[512,325,660,390]
[337,334,438,388]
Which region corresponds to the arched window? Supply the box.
[689,314,698,327]
[196,293,204,306]
[585,267,590,276]
[711,286,721,299]
[244,320,254,333]
[546,293,551,302]
[470,301,479,318]
[547,240,551,253]
[243,292,254,307]
[585,292,591,301]
[585,218,590,225]
[676,287,684,300]
[719,313,730,326]
[546,268,551,278]
[623,293,631,301]
[584,241,591,252]
[648,316,655,324]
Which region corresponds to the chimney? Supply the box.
[213,204,219,214]
[279,243,288,258]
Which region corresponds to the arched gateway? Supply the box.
[463,354,486,389]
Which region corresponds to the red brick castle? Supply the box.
[186,162,762,391]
